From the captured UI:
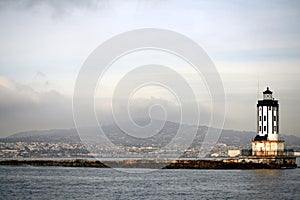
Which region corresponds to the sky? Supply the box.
[0,0,300,137]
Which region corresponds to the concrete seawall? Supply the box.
[0,156,297,169]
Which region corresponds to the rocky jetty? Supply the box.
[0,156,297,169]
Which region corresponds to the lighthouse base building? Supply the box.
[252,87,285,157]
[252,139,284,156]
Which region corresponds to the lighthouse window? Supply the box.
[264,116,266,121]
[259,116,262,121]
[269,106,271,110]
[274,116,276,121]
[259,126,261,131]
[264,126,266,131]
[274,126,276,131]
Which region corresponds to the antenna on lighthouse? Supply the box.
[257,72,260,100]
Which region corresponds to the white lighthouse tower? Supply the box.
[252,87,284,156]
[257,87,279,140]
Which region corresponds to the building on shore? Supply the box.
[252,87,285,156]
[228,150,241,157]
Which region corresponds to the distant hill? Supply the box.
[3,128,80,143]
[1,121,299,150]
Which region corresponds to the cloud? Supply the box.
[0,76,210,137]
[0,74,215,137]
[0,0,107,16]
[0,1,299,137]
[0,76,74,137]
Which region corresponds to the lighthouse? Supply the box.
[257,87,279,140]
[252,87,284,156]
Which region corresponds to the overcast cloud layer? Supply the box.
[0,0,300,137]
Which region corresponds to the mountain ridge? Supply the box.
[1,121,299,150]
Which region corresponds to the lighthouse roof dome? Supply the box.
[263,87,272,94]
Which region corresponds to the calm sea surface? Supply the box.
[0,166,299,200]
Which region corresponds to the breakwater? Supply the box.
[0,156,297,169]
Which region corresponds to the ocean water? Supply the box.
[0,166,299,200]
